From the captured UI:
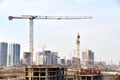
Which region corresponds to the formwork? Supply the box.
[25,65,67,80]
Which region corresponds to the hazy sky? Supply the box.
[0,0,120,63]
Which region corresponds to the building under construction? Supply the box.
[25,65,67,80]
[73,69,102,80]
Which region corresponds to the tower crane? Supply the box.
[8,15,92,66]
[76,33,81,70]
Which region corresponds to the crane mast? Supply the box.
[29,19,33,65]
[8,15,92,66]
[76,33,80,69]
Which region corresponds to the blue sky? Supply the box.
[0,0,120,63]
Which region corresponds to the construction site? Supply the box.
[1,66,120,80]
[0,15,119,80]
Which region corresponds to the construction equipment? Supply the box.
[8,15,92,66]
[76,33,81,70]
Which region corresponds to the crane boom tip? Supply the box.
[8,16,13,20]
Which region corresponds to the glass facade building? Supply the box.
[7,43,20,66]
[0,42,8,66]
[36,50,58,65]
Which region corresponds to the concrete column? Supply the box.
[73,75,75,80]
[85,76,87,80]
[65,68,67,80]
[91,76,93,80]
[79,76,81,80]
[45,68,48,80]
[39,68,40,80]
[55,76,57,80]
[39,73,40,80]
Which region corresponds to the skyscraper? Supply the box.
[61,59,65,65]
[82,49,94,69]
[23,52,31,66]
[7,43,20,66]
[36,52,44,65]
[0,42,8,66]
[66,59,71,66]
[72,57,77,65]
[44,50,52,65]
[36,50,58,65]
[52,52,58,65]
[57,57,61,65]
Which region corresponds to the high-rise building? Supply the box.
[36,52,43,65]
[0,42,8,66]
[43,50,52,65]
[66,59,71,66]
[72,57,77,65]
[82,49,94,69]
[52,52,58,65]
[36,50,58,65]
[57,57,61,65]
[7,43,20,66]
[61,59,65,65]
[23,52,31,66]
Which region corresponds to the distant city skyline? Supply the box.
[0,0,120,63]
